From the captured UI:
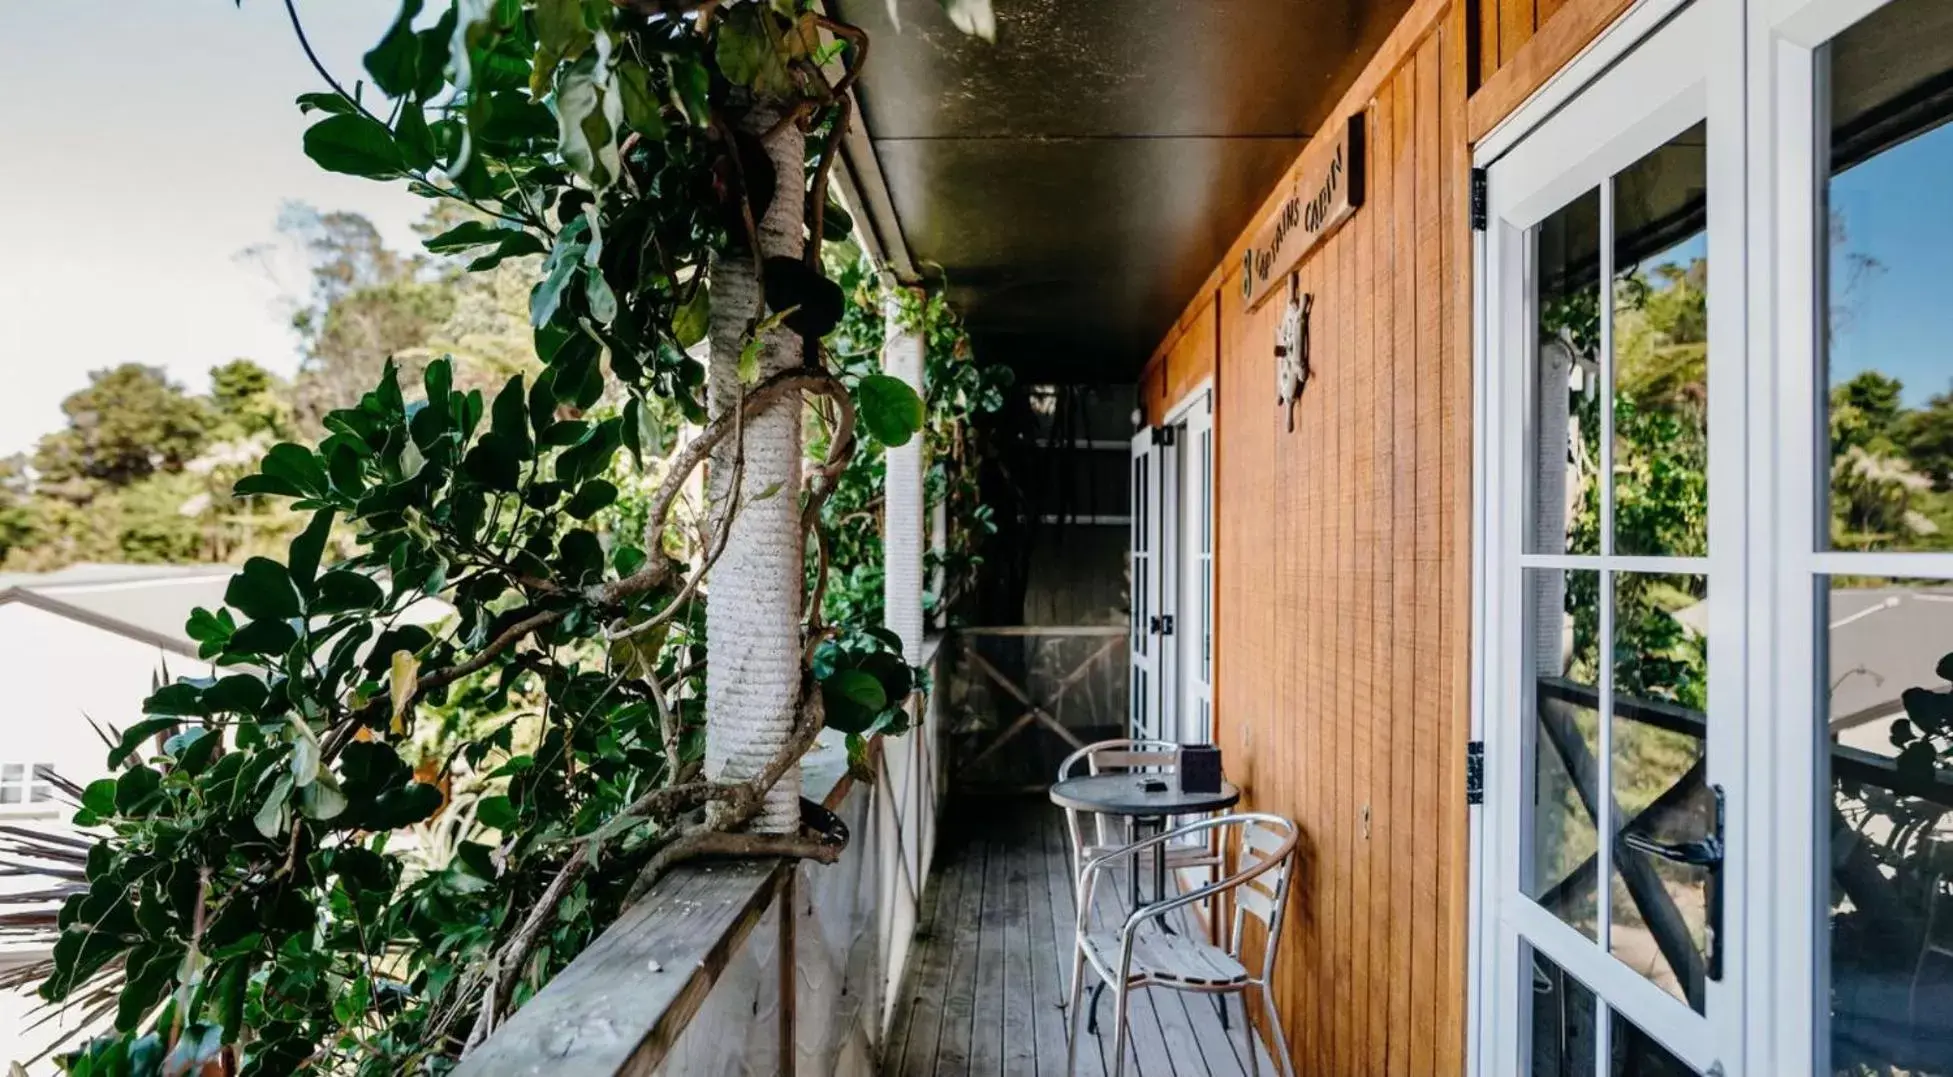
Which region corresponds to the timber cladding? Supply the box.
[1139,0,1473,1073]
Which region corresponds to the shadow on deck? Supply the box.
[882,797,1274,1077]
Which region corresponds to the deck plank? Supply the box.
[1042,804,1111,1077]
[935,824,988,1076]
[889,813,965,1076]
[969,823,1008,1076]
[883,799,1269,1077]
[1002,815,1040,1077]
[1026,809,1073,1077]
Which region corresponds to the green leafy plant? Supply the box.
[9,0,992,1071]
[816,249,1010,633]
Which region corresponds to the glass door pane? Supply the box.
[1818,5,1953,1071]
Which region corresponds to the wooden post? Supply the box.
[882,283,927,662]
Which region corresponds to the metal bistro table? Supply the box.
[1049,771,1241,930]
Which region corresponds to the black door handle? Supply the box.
[1620,831,1723,867]
[1618,783,1726,982]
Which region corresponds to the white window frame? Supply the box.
[0,761,60,812]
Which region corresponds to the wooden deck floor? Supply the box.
[882,798,1274,1077]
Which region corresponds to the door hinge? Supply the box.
[1150,425,1177,447]
[1465,740,1485,805]
[1470,168,1488,232]
[1160,614,1175,637]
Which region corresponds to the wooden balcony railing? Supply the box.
[457,638,945,1076]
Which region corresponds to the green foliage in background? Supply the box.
[815,246,1010,631]
[19,0,995,1072]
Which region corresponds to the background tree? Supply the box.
[33,365,214,490]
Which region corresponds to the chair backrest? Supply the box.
[1058,738,1180,780]
[1057,739,1181,882]
[1221,813,1300,982]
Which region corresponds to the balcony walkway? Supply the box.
[882,797,1273,1077]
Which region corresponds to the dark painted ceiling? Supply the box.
[831,0,1413,381]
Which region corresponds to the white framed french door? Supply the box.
[1475,0,1749,1072]
[1129,386,1216,747]
[1131,425,1163,742]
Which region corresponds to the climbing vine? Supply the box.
[13,0,990,1072]
[817,248,1011,631]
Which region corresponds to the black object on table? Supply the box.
[1049,772,1241,930]
[1178,744,1224,794]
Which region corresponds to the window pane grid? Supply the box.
[1519,118,1717,1049]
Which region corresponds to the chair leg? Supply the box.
[1109,982,1132,1077]
[1258,984,1296,1077]
[1243,992,1260,1077]
[1066,944,1088,1074]
[1065,970,1087,1077]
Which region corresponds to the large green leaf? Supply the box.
[717,5,795,96]
[363,0,425,98]
[227,618,299,659]
[463,435,521,492]
[302,114,406,180]
[288,508,334,599]
[226,558,302,622]
[313,570,386,616]
[565,479,618,520]
[530,0,594,98]
[554,55,622,190]
[762,257,844,338]
[855,374,925,447]
[821,670,888,734]
[467,230,547,271]
[531,243,584,327]
[110,717,187,767]
[616,62,666,139]
[295,92,355,116]
[673,284,710,347]
[490,374,533,455]
[258,442,330,498]
[424,220,510,253]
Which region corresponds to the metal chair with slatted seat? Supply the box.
[1057,739,1225,893]
[1065,812,1299,1077]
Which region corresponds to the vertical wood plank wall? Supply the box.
[1137,0,1474,1073]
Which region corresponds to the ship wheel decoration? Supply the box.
[1274,272,1313,432]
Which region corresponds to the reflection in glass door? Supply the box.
[1813,0,1953,1071]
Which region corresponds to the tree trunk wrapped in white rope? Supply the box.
[706,106,806,835]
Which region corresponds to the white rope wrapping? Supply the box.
[881,286,926,662]
[704,108,805,834]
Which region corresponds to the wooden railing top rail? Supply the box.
[454,718,906,1074]
[457,633,946,1076]
[453,859,791,1076]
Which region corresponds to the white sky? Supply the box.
[0,0,429,456]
